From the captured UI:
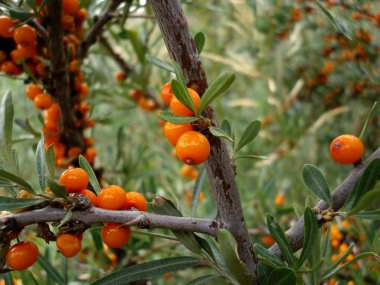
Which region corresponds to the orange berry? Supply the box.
[13,25,37,46]
[69,60,80,73]
[125,192,148,211]
[76,8,88,22]
[0,16,15,38]
[176,131,210,165]
[101,223,131,248]
[26,84,43,101]
[62,0,79,15]
[331,239,340,248]
[181,165,194,178]
[330,134,364,164]
[45,103,61,122]
[79,83,89,98]
[170,88,200,116]
[138,97,156,112]
[34,93,53,110]
[83,147,96,164]
[59,168,89,193]
[130,90,142,101]
[67,146,81,158]
[274,193,285,206]
[61,14,74,29]
[10,49,25,65]
[84,137,94,147]
[78,189,98,207]
[1,61,23,76]
[98,185,126,210]
[44,118,59,132]
[262,235,275,246]
[17,44,36,59]
[163,122,194,146]
[160,82,173,105]
[56,234,82,258]
[6,241,39,270]
[115,71,126,81]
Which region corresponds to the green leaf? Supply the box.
[45,144,56,177]
[322,243,354,277]
[151,196,202,254]
[218,229,254,285]
[322,224,331,258]
[56,210,73,228]
[78,155,101,195]
[36,135,45,192]
[253,243,285,268]
[186,275,221,285]
[0,4,34,22]
[159,111,199,124]
[266,214,295,267]
[298,207,318,268]
[344,159,380,210]
[197,73,235,115]
[37,255,65,285]
[46,176,67,199]
[347,187,380,216]
[209,126,233,142]
[314,0,351,40]
[171,61,187,88]
[3,272,14,285]
[0,196,47,211]
[235,120,261,152]
[257,262,275,285]
[201,236,227,269]
[191,166,206,216]
[91,256,200,285]
[145,54,174,72]
[221,119,232,137]
[268,268,297,285]
[0,169,36,194]
[354,209,380,220]
[171,79,196,115]
[126,29,146,63]
[194,32,205,54]
[302,164,332,207]
[359,101,378,139]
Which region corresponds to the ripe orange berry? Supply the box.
[115,71,126,81]
[59,168,89,193]
[56,234,82,258]
[1,61,23,76]
[69,60,80,73]
[101,223,131,248]
[163,122,194,146]
[181,165,194,178]
[98,185,126,210]
[329,134,364,164]
[83,147,96,164]
[76,8,88,22]
[176,131,210,165]
[62,0,79,15]
[34,93,53,110]
[138,97,156,112]
[45,103,61,122]
[10,49,25,64]
[160,82,173,105]
[125,192,148,211]
[274,193,285,206]
[170,88,200,116]
[13,25,37,46]
[6,241,39,270]
[262,235,275,246]
[0,16,15,38]
[130,90,142,101]
[78,189,98,206]
[26,84,43,101]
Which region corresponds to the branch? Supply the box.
[148,0,258,277]
[78,0,127,59]
[5,206,218,237]
[269,147,380,256]
[46,0,84,148]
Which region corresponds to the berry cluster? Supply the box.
[160,82,210,166]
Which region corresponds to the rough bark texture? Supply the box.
[270,147,380,256]
[148,0,257,277]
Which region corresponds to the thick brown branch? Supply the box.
[6,206,219,237]
[78,0,127,59]
[148,0,257,278]
[269,147,380,256]
[46,0,83,148]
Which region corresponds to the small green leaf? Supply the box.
[197,73,235,115]
[253,243,285,268]
[56,211,73,228]
[45,144,56,177]
[126,29,146,63]
[36,135,45,191]
[194,32,205,54]
[268,268,297,285]
[298,207,318,268]
[201,236,227,269]
[354,209,380,220]
[257,262,275,285]
[46,176,67,199]
[3,272,14,285]
[191,166,206,216]
[78,155,101,194]
[322,224,331,258]
[145,54,174,72]
[91,256,200,285]
[159,111,199,124]
[344,159,380,210]
[218,229,253,285]
[359,101,378,139]
[0,4,34,22]
[221,119,232,137]
[186,275,221,285]
[209,126,233,142]
[0,196,47,211]
[266,214,295,267]
[322,243,354,277]
[347,187,380,216]
[0,169,36,194]
[171,79,196,115]
[171,61,187,88]
[235,120,261,152]
[302,164,332,207]
[37,255,65,285]
[151,196,202,254]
